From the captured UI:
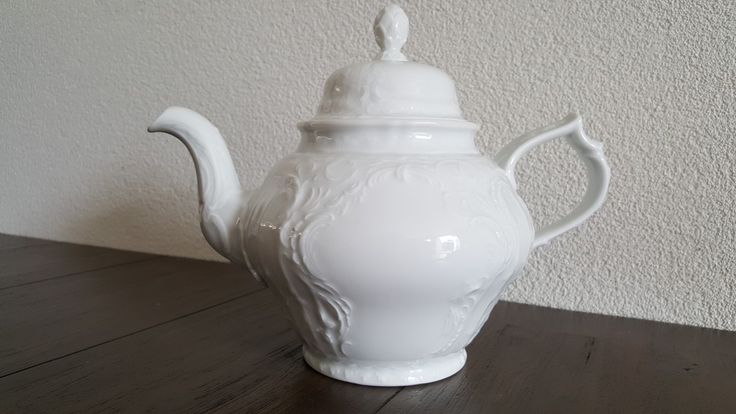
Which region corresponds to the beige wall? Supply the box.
[1,1,734,330]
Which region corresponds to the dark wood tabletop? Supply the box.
[1,233,734,413]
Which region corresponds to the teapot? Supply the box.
[148,4,610,386]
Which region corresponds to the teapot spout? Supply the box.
[148,107,248,264]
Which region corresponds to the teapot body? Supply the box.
[148,4,610,388]
[240,136,534,385]
[148,107,609,387]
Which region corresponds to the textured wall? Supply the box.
[1,1,734,330]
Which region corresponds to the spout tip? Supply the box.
[148,107,184,134]
[147,120,168,134]
[148,106,204,135]
[147,110,168,134]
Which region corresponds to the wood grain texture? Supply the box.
[0,234,734,413]
[0,240,153,288]
[377,316,736,413]
[0,256,262,377]
[0,233,50,250]
[0,290,397,414]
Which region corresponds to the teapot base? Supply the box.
[303,347,467,387]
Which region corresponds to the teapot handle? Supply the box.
[494,113,611,248]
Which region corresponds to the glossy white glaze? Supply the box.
[147,107,249,266]
[305,4,468,125]
[495,113,610,247]
[242,152,532,360]
[148,4,610,386]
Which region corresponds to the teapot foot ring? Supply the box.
[303,347,467,387]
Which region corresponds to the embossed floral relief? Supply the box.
[242,153,533,359]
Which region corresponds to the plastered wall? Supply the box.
[1,1,734,330]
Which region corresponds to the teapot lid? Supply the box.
[299,4,477,131]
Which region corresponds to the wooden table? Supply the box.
[1,233,734,413]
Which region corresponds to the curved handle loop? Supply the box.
[494,113,611,248]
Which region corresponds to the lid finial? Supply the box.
[374,4,409,62]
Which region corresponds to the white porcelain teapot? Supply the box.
[148,4,610,386]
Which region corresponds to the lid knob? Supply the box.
[301,4,477,128]
[374,4,409,62]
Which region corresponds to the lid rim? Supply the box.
[298,117,480,131]
[309,5,469,124]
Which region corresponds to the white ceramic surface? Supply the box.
[148,5,610,386]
